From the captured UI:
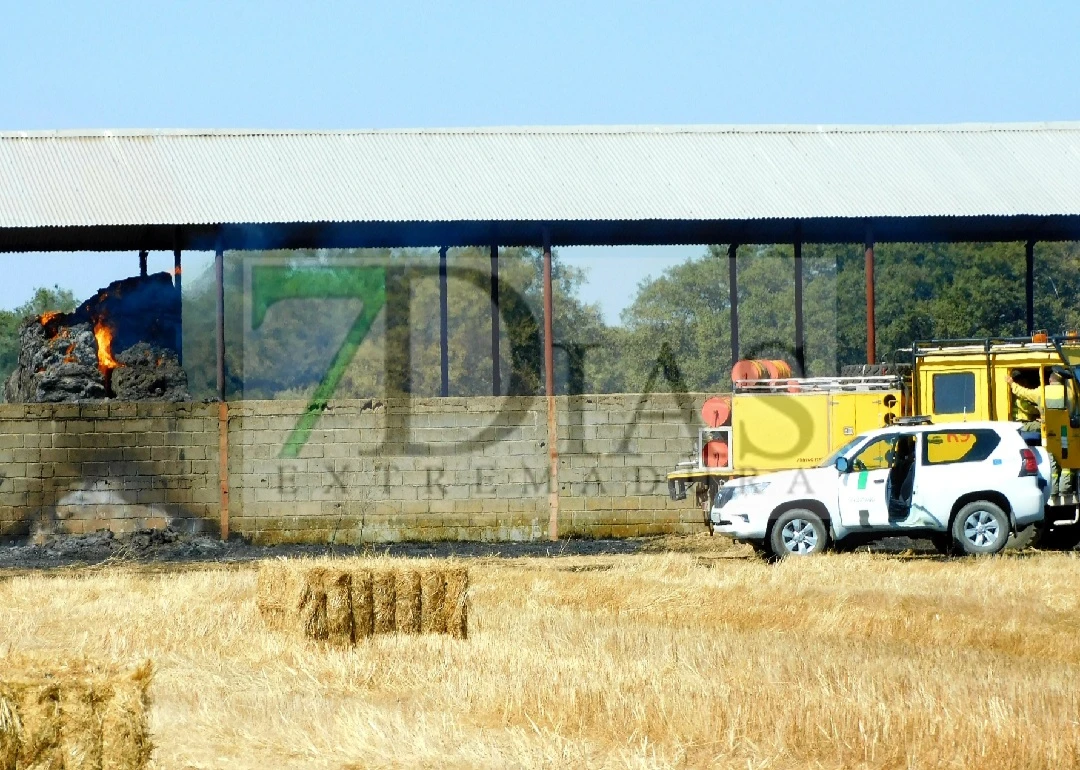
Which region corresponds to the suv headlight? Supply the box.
[717,481,770,506]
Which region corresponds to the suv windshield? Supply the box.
[819,435,865,468]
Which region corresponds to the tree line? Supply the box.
[2,242,1079,401]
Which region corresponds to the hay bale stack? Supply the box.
[256,561,303,632]
[100,663,154,770]
[394,570,422,634]
[257,560,470,643]
[371,570,397,634]
[351,570,374,639]
[298,568,354,646]
[0,692,19,770]
[9,680,61,769]
[61,679,103,768]
[0,659,152,770]
[445,567,469,640]
[420,569,447,634]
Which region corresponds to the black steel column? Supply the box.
[1026,239,1036,334]
[215,245,229,541]
[543,231,558,541]
[866,230,876,364]
[728,243,739,369]
[490,244,501,396]
[174,248,183,365]
[139,250,148,277]
[439,246,449,397]
[215,247,225,400]
[794,236,805,375]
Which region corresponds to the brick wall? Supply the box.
[0,394,706,543]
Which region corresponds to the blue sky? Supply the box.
[2,0,1078,320]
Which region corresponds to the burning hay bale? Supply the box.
[0,657,153,770]
[4,272,188,403]
[112,343,189,402]
[4,321,106,403]
[257,560,470,643]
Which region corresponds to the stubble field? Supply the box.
[1,539,1078,769]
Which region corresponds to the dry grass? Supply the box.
[0,549,1079,768]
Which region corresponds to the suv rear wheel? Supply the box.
[951,501,1010,555]
[770,509,829,557]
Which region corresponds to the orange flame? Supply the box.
[93,320,121,376]
[40,311,59,325]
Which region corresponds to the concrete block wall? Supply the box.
[0,402,219,539]
[0,393,706,542]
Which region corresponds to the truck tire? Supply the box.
[929,532,953,555]
[769,509,829,557]
[951,501,1010,555]
[697,479,719,534]
[1038,524,1080,551]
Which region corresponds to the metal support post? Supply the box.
[728,243,739,369]
[174,248,183,364]
[865,230,876,364]
[794,236,805,375]
[215,246,229,541]
[139,250,148,277]
[439,246,449,397]
[1026,239,1036,334]
[543,231,559,541]
[490,244,501,396]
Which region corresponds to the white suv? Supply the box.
[711,421,1050,557]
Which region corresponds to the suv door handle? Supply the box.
[873,479,885,484]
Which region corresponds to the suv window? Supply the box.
[933,372,976,414]
[922,429,1001,465]
[850,434,897,471]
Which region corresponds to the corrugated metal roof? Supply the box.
[2,123,1080,229]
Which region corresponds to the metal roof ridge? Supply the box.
[3,121,1080,139]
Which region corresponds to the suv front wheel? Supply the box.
[951,500,1010,555]
[770,509,829,557]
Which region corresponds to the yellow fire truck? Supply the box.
[667,335,1080,547]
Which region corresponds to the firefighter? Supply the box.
[1007,370,1073,495]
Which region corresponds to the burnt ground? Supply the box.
[0,528,995,574]
[0,528,654,572]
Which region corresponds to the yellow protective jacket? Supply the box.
[1010,381,1065,418]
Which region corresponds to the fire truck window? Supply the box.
[922,429,1001,465]
[850,435,897,471]
[932,372,976,414]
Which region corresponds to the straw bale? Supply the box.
[298,568,331,641]
[9,680,62,769]
[256,561,304,632]
[372,570,397,634]
[0,691,19,770]
[322,570,355,646]
[420,569,447,634]
[444,567,469,639]
[395,570,422,634]
[0,659,153,770]
[100,661,153,770]
[60,678,103,769]
[351,569,374,639]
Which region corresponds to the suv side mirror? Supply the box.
[835,457,851,473]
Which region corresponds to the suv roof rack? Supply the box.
[896,415,933,426]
